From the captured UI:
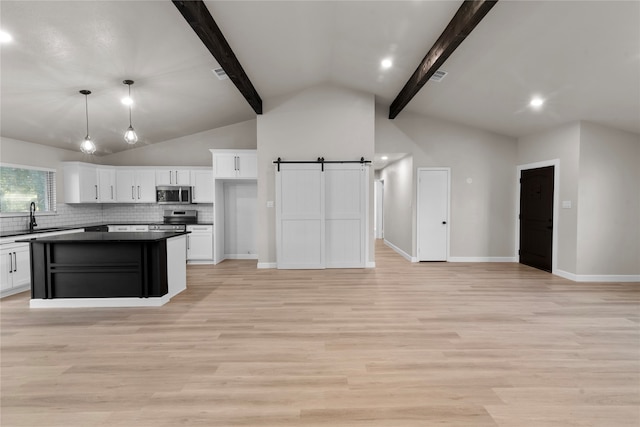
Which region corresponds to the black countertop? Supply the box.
[1,222,213,239]
[17,231,189,243]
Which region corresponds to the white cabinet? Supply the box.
[107,225,149,232]
[116,169,156,203]
[63,162,99,203]
[211,149,257,179]
[156,169,191,186]
[191,169,213,203]
[186,225,213,261]
[97,167,117,203]
[1,242,30,296]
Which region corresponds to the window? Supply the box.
[0,164,56,214]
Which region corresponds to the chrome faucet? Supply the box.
[29,202,37,232]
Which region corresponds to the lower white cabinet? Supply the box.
[1,243,30,295]
[107,225,149,232]
[186,225,213,261]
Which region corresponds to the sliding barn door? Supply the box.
[276,163,368,269]
[276,164,325,269]
[324,164,367,268]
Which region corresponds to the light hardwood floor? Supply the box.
[1,241,639,426]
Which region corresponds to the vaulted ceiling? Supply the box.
[1,1,638,156]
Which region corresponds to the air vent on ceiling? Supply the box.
[429,70,448,82]
[212,67,228,80]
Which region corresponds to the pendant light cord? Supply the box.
[128,84,133,126]
[85,93,90,138]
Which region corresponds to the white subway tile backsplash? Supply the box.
[0,203,213,233]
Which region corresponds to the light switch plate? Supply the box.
[562,200,572,209]
[266,201,274,208]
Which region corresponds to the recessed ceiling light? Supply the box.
[381,58,393,69]
[121,97,133,106]
[0,31,13,43]
[530,97,544,108]
[381,156,389,160]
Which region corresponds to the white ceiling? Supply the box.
[1,1,638,156]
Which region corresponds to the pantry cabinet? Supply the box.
[211,149,257,179]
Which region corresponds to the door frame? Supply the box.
[374,179,384,239]
[516,159,560,274]
[416,167,451,261]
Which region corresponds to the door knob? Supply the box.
[442,221,447,225]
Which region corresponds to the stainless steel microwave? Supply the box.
[156,186,192,204]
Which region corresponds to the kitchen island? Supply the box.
[20,232,188,308]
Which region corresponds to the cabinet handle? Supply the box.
[13,252,17,272]
[8,253,13,274]
[95,184,98,200]
[187,235,190,250]
[235,156,239,171]
[111,186,114,199]
[175,170,178,184]
[138,186,141,199]
[170,171,173,184]
[131,186,135,200]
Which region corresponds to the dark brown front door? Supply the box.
[519,166,554,272]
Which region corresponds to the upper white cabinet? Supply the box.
[63,162,214,204]
[63,162,99,203]
[115,169,156,203]
[190,169,213,203]
[211,149,257,179]
[156,169,191,186]
[97,167,117,203]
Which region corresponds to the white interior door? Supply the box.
[324,164,367,268]
[417,168,450,261]
[276,164,325,269]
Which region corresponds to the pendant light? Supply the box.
[79,90,96,154]
[122,80,138,145]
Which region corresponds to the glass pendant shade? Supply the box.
[123,80,138,145]
[80,136,96,154]
[124,126,138,145]
[79,90,96,154]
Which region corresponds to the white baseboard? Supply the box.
[556,270,640,282]
[257,262,277,269]
[1,285,29,299]
[365,261,376,268]
[449,257,518,262]
[187,260,215,265]
[224,254,258,260]
[30,295,173,308]
[383,239,412,262]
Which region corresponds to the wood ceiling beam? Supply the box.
[389,0,498,119]
[172,0,262,114]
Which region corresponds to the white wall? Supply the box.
[577,122,640,276]
[518,122,581,274]
[1,136,94,204]
[379,156,413,256]
[256,83,375,265]
[101,120,256,166]
[376,108,518,259]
